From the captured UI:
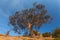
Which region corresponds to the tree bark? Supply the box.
[27,23,33,37]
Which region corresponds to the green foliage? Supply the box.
[9,2,52,37]
[52,28,60,38]
[42,32,51,37]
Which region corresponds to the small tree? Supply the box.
[9,3,52,37]
[52,27,60,38]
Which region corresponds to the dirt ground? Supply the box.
[0,34,54,40]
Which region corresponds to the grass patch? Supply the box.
[54,38,60,40]
[45,39,52,40]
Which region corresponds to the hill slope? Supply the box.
[0,34,54,40]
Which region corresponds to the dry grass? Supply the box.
[0,34,54,40]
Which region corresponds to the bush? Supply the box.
[42,32,51,37]
[52,28,60,38]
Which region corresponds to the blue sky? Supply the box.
[0,0,60,36]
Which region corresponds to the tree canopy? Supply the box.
[9,3,52,37]
[52,27,60,38]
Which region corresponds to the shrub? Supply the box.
[52,28,60,38]
[42,32,51,37]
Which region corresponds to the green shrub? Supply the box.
[52,28,60,38]
[42,32,51,37]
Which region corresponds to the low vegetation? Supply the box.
[54,38,60,40]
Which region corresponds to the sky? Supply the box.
[0,0,60,36]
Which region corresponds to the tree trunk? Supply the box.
[27,23,33,37]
